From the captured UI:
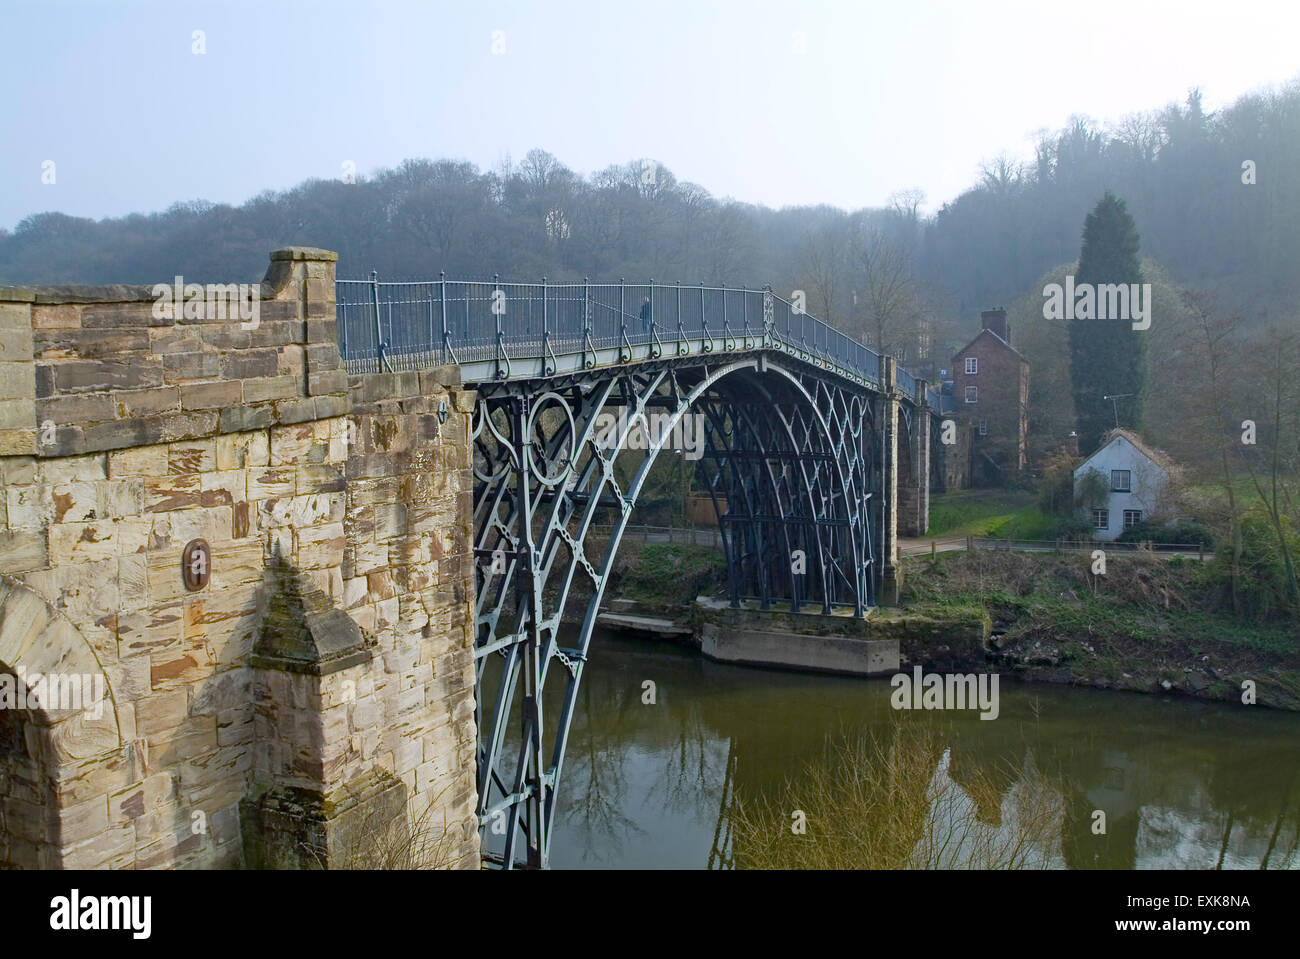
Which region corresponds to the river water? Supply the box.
[545,628,1300,869]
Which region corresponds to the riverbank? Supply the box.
[591,540,1300,711]
[900,550,1300,711]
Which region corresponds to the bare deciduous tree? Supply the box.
[1180,290,1246,613]
[799,220,849,325]
[1242,322,1300,611]
[850,224,925,362]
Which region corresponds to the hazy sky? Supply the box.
[3,0,1298,229]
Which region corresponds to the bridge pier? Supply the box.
[916,379,932,537]
[897,379,932,539]
[879,357,903,606]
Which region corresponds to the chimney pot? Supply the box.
[981,308,1009,344]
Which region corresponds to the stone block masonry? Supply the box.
[0,248,479,869]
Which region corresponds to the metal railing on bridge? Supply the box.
[896,366,916,403]
[336,274,929,402]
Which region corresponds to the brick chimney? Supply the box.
[981,307,1010,344]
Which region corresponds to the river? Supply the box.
[540,628,1300,869]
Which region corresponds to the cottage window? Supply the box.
[964,386,978,404]
[965,357,978,375]
[1092,508,1109,530]
[1111,470,1131,492]
[978,419,988,436]
[1123,509,1142,530]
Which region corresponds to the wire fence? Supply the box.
[337,275,930,401]
[967,537,1212,558]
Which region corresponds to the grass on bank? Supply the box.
[925,490,1059,540]
[608,541,728,607]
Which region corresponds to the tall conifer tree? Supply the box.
[1068,191,1147,452]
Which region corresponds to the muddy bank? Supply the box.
[899,551,1300,711]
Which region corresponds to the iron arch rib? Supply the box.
[471,354,884,868]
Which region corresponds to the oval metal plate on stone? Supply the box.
[182,539,211,591]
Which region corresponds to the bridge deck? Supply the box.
[335,277,938,407]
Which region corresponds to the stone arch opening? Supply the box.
[0,579,123,868]
[0,675,58,869]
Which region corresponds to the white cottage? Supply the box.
[1073,429,1176,541]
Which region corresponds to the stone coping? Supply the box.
[270,247,338,262]
[0,284,157,304]
[0,247,337,303]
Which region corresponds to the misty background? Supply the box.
[3,0,1299,470]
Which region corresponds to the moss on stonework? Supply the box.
[241,769,407,869]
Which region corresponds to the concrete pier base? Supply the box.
[694,596,900,677]
[700,622,899,676]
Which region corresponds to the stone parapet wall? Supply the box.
[0,248,479,870]
[0,248,347,459]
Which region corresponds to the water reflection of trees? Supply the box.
[557,633,1300,869]
[651,697,727,819]
[717,709,1300,870]
[726,723,1068,869]
[707,740,736,870]
[1260,764,1300,869]
[557,665,647,865]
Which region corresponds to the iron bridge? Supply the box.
[337,274,939,868]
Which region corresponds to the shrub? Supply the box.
[1115,518,1214,548]
[1006,469,1038,493]
[1209,513,1300,623]
[1074,468,1109,510]
[1047,516,1097,543]
[1036,450,1080,516]
[1037,469,1074,516]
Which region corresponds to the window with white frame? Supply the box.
[978,418,988,436]
[1123,509,1142,530]
[964,386,978,404]
[1092,508,1109,530]
[1111,470,1131,492]
[965,356,978,375]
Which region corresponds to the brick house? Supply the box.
[951,308,1028,486]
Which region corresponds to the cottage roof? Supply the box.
[1078,428,1178,475]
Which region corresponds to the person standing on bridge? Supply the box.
[639,295,652,335]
